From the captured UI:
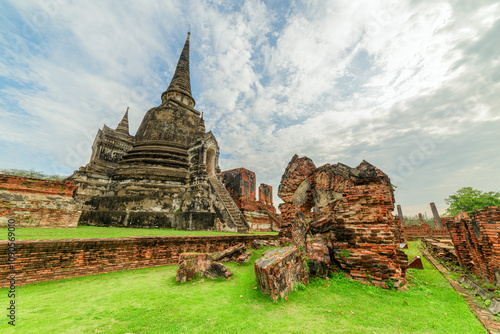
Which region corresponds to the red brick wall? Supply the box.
[402,224,450,238]
[0,174,76,197]
[259,184,273,206]
[222,168,256,200]
[0,234,278,288]
[0,175,81,228]
[445,207,500,282]
[222,169,280,232]
[277,156,408,288]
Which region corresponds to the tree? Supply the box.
[445,187,500,216]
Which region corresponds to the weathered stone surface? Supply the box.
[222,168,281,232]
[445,207,500,283]
[68,34,249,233]
[408,256,424,270]
[212,243,246,262]
[430,202,443,229]
[306,236,331,278]
[402,224,449,239]
[421,238,458,266]
[0,175,81,228]
[176,253,212,283]
[276,155,408,289]
[255,247,308,301]
[204,262,232,279]
[253,239,279,249]
[478,288,493,301]
[489,298,500,315]
[237,252,253,264]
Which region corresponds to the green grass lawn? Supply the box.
[0,241,486,333]
[10,226,278,240]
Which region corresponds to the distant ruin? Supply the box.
[69,33,249,233]
[255,155,408,300]
[222,168,281,231]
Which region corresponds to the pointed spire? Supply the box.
[115,107,130,135]
[161,32,195,108]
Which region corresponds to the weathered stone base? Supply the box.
[79,210,216,230]
[176,253,232,282]
[212,243,246,262]
[176,253,212,282]
[254,247,308,301]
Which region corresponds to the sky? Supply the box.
[0,0,499,217]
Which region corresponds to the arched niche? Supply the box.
[206,148,216,177]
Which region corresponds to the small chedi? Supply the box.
[222,168,281,231]
[69,33,249,233]
[255,154,408,301]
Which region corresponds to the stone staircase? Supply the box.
[209,177,249,233]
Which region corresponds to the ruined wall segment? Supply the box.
[446,207,500,283]
[277,155,408,289]
[0,234,277,288]
[222,168,256,202]
[0,175,81,228]
[259,184,273,206]
[222,168,280,231]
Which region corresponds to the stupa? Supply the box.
[70,33,249,232]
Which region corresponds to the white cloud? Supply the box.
[0,0,499,216]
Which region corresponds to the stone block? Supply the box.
[253,239,278,249]
[212,243,246,262]
[306,237,330,278]
[478,288,493,301]
[490,298,500,315]
[176,253,212,283]
[204,262,232,279]
[236,252,253,264]
[255,247,308,301]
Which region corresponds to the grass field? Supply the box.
[0,241,487,333]
[11,226,278,240]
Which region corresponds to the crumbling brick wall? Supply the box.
[259,184,273,206]
[0,175,81,228]
[277,155,408,289]
[222,168,281,231]
[446,207,500,283]
[402,224,450,239]
[0,234,278,288]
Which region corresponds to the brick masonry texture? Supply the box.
[445,207,500,283]
[0,234,278,288]
[222,168,281,232]
[254,247,308,301]
[0,175,81,228]
[276,155,408,289]
[402,223,450,239]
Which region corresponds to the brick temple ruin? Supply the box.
[69,33,249,233]
[0,175,80,228]
[255,155,408,301]
[398,202,450,239]
[445,207,500,283]
[222,168,281,231]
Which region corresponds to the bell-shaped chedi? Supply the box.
[116,33,204,183]
[70,33,249,233]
